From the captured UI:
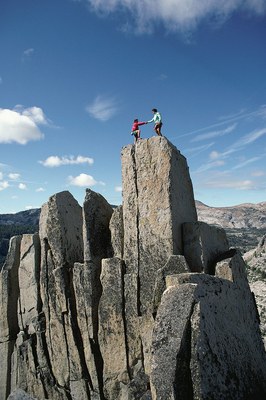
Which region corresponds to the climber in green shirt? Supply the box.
[147,108,163,136]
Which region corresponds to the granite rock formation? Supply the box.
[244,235,266,347]
[1,137,266,400]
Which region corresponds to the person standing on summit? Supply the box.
[147,108,163,136]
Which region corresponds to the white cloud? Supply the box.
[40,155,94,167]
[25,205,34,210]
[0,107,45,144]
[18,183,27,190]
[115,186,122,192]
[0,172,3,180]
[8,173,21,180]
[86,0,266,33]
[68,173,97,187]
[36,187,45,192]
[20,106,48,125]
[0,181,9,191]
[86,95,119,121]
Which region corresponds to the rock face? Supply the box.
[0,137,265,400]
[121,138,197,314]
[244,235,266,347]
[183,221,229,274]
[152,252,266,399]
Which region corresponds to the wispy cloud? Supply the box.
[218,109,246,121]
[183,142,214,157]
[204,179,255,190]
[198,128,266,171]
[36,187,46,192]
[191,123,237,142]
[256,104,266,119]
[23,48,34,56]
[68,173,97,187]
[22,47,35,62]
[86,95,119,121]
[85,0,266,33]
[230,128,266,150]
[179,105,266,139]
[0,106,46,144]
[251,170,265,177]
[115,186,122,192]
[232,156,262,170]
[157,73,168,81]
[40,155,94,167]
[194,160,225,174]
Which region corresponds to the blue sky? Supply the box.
[0,0,266,213]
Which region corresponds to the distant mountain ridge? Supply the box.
[1,201,265,229]
[0,200,265,267]
[195,200,266,229]
[0,208,40,226]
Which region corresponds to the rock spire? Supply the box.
[0,137,265,400]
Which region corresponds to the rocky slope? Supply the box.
[1,197,265,262]
[196,200,266,253]
[0,137,265,400]
[196,201,266,342]
[243,235,266,346]
[1,199,265,268]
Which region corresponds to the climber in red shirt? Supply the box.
[131,119,147,143]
